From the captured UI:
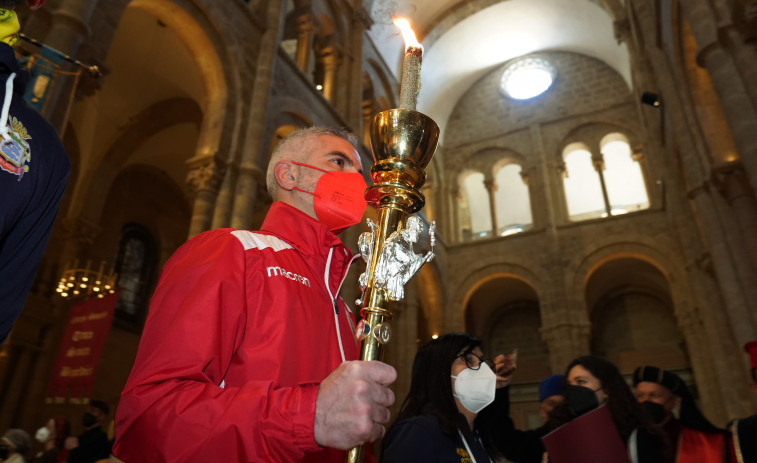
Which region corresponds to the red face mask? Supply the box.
[291,161,368,232]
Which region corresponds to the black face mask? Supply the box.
[564,385,600,416]
[0,0,23,8]
[640,400,667,424]
[82,412,97,428]
[0,443,10,460]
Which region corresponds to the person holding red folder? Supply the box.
[543,356,665,463]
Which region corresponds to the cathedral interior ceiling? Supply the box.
[368,0,631,137]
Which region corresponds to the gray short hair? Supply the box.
[265,127,359,198]
[2,429,31,454]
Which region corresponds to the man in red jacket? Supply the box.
[113,127,396,462]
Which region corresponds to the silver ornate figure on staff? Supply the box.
[346,108,439,462]
[359,216,435,302]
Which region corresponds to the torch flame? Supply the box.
[393,18,422,50]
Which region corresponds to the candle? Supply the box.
[97,260,105,284]
[394,18,423,110]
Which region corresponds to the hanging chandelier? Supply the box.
[56,260,117,300]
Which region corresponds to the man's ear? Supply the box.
[274,161,297,191]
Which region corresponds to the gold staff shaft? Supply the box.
[346,206,407,463]
[346,109,439,463]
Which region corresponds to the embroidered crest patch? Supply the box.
[0,116,31,180]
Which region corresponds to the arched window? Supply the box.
[494,163,532,236]
[563,144,605,220]
[461,172,492,239]
[114,223,157,328]
[562,135,649,221]
[600,133,649,214]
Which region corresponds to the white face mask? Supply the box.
[451,362,496,413]
[35,426,50,443]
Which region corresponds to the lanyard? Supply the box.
[457,429,492,463]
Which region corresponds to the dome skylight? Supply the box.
[501,58,555,100]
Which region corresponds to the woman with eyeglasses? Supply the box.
[379,332,512,463]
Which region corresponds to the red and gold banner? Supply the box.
[46,292,118,404]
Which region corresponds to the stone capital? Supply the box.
[317,44,343,68]
[591,152,605,172]
[557,161,567,179]
[613,19,631,44]
[186,155,225,195]
[710,161,749,201]
[519,168,531,185]
[695,41,722,68]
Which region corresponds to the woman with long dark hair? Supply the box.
[380,332,510,462]
[553,355,665,462]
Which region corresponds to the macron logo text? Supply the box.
[266,266,311,287]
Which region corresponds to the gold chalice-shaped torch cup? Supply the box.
[346,108,439,463]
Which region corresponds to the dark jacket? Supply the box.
[0,42,69,344]
[66,427,110,463]
[380,413,492,463]
[488,386,548,463]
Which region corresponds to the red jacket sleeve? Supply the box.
[112,230,321,462]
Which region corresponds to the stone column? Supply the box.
[348,7,373,130]
[681,248,755,419]
[716,24,757,112]
[43,0,98,52]
[519,167,533,228]
[687,185,757,352]
[361,99,374,148]
[450,184,462,243]
[591,151,612,216]
[0,345,36,430]
[421,182,434,223]
[230,0,283,231]
[680,2,757,200]
[384,281,419,421]
[229,165,264,230]
[186,155,225,238]
[317,45,342,103]
[674,300,727,423]
[483,178,499,237]
[540,321,591,375]
[530,123,558,230]
[294,13,314,72]
[37,0,99,127]
[712,163,757,272]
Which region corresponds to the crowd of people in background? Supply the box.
[1,400,113,463]
[2,341,753,463]
[379,334,756,463]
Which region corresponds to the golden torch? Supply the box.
[346,18,440,463]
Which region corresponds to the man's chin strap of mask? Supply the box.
[0,8,19,46]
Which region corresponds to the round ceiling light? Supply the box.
[501,58,555,100]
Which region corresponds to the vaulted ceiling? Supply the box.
[367,0,631,137]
